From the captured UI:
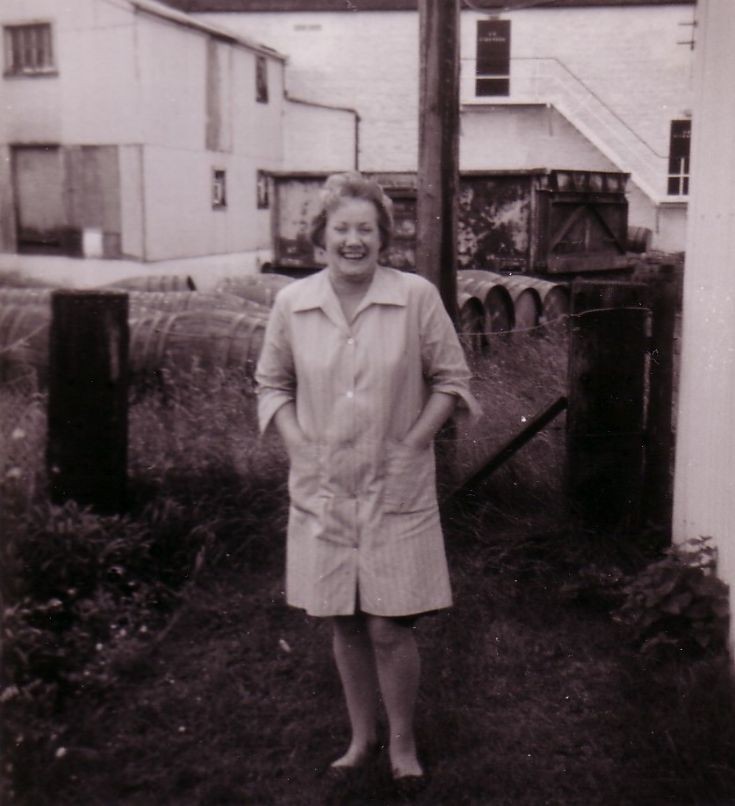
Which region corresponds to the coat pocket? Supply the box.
[288,442,322,514]
[382,441,436,514]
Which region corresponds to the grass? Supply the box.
[2,315,735,805]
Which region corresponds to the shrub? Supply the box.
[613,536,730,658]
[1,500,190,706]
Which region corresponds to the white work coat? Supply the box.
[255,266,479,617]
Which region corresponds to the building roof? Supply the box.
[161,0,694,12]
[131,0,285,57]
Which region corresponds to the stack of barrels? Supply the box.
[0,274,289,388]
[0,268,570,385]
[457,269,570,341]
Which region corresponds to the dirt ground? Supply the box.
[12,506,735,806]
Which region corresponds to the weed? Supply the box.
[613,536,730,658]
[2,314,735,805]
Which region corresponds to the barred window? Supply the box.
[4,23,55,76]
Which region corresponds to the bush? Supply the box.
[1,500,196,707]
[0,368,288,789]
[613,537,730,658]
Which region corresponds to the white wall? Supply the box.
[197,10,419,172]
[0,0,293,264]
[0,0,141,146]
[197,4,694,185]
[119,145,145,259]
[133,12,284,261]
[460,104,617,172]
[673,0,735,648]
[283,99,356,172]
[462,6,693,162]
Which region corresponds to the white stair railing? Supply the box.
[461,57,668,202]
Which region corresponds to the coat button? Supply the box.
[346,391,354,399]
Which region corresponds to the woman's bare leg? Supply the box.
[367,616,423,778]
[331,614,381,767]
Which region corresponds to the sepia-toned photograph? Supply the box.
[2,0,735,804]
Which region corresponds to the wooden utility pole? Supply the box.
[417,0,460,323]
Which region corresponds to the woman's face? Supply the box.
[324,197,381,285]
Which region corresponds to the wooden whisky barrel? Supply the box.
[128,309,266,379]
[215,273,294,307]
[105,274,196,292]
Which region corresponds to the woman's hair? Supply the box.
[310,172,394,252]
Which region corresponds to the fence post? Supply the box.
[641,267,679,541]
[47,290,129,512]
[566,281,649,532]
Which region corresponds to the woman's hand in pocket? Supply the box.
[398,435,432,452]
[285,433,312,462]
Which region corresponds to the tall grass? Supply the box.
[2,314,735,805]
[0,366,289,804]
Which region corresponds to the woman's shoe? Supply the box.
[319,742,382,781]
[392,770,428,801]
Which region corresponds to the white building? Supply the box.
[673,0,735,651]
[0,0,356,287]
[185,0,695,252]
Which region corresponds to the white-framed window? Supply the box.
[3,22,55,77]
[212,169,227,209]
[667,119,691,196]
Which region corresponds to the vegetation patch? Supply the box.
[2,318,735,805]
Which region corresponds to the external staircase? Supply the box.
[461,56,669,204]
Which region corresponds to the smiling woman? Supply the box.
[324,197,382,286]
[255,171,480,796]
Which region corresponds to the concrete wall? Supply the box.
[0,0,296,267]
[460,104,617,173]
[672,0,735,650]
[197,5,694,176]
[461,6,693,164]
[1,0,141,146]
[130,11,286,261]
[197,10,418,172]
[283,99,356,172]
[198,4,693,249]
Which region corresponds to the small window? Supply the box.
[476,19,510,97]
[256,55,268,103]
[212,169,227,209]
[667,119,691,196]
[256,170,270,209]
[3,23,55,76]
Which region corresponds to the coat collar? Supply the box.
[292,266,408,322]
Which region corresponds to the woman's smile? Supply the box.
[325,198,381,284]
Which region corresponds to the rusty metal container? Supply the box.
[270,169,629,277]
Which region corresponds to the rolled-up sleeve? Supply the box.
[255,296,296,435]
[419,283,483,420]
